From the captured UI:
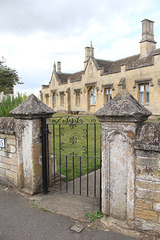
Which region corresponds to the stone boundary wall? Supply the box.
[134,122,160,234]
[0,118,18,186]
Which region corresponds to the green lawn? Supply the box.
[48,114,101,181]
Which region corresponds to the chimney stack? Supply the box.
[85,41,94,62]
[140,19,156,56]
[85,47,90,61]
[57,61,61,73]
[53,61,56,71]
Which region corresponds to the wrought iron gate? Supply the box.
[42,115,101,209]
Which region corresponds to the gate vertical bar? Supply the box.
[59,124,62,190]
[86,124,89,196]
[46,124,50,186]
[41,117,48,194]
[80,156,81,195]
[66,155,68,192]
[94,123,96,197]
[100,124,102,211]
[53,123,56,188]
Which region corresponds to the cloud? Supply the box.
[0,0,159,97]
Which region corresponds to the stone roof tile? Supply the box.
[70,71,84,82]
[95,48,160,74]
[57,73,71,84]
[10,94,55,119]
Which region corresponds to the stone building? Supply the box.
[40,19,160,117]
[0,87,14,104]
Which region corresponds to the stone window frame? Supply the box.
[51,90,57,107]
[133,78,153,105]
[85,82,97,106]
[59,91,65,106]
[104,88,112,104]
[74,88,81,106]
[45,93,49,105]
[88,86,96,105]
[139,83,150,104]
[102,84,114,105]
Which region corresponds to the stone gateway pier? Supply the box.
[0,91,160,236]
[95,90,160,235]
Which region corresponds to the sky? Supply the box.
[0,0,160,97]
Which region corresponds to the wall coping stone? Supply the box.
[95,90,152,122]
[134,122,160,152]
[10,94,55,119]
[0,117,15,134]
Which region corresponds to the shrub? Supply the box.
[0,93,27,117]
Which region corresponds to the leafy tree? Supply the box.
[0,93,27,117]
[0,58,22,94]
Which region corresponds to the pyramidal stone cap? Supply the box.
[95,90,152,122]
[10,94,55,119]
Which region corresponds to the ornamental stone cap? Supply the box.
[95,90,152,122]
[10,94,55,119]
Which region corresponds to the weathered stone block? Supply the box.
[9,165,17,173]
[135,122,160,151]
[135,208,158,222]
[1,157,17,166]
[155,183,160,191]
[134,218,160,232]
[135,149,159,158]
[135,189,152,200]
[136,156,160,167]
[5,170,17,179]
[136,179,154,190]
[0,162,9,170]
[136,165,160,181]
[135,199,152,210]
[150,192,160,202]
[153,203,160,212]
[0,168,5,177]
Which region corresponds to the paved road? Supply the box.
[0,186,138,240]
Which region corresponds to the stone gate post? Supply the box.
[95,90,151,227]
[10,94,55,194]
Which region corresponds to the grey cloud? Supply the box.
[0,0,143,36]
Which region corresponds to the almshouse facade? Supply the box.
[40,19,160,116]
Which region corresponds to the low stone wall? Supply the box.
[0,118,18,186]
[134,122,160,234]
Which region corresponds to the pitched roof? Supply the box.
[57,73,72,84]
[69,70,84,83]
[96,59,113,72]
[50,48,160,86]
[95,48,160,75]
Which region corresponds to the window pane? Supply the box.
[53,94,56,105]
[145,84,149,92]
[145,92,149,102]
[93,89,96,104]
[140,92,144,103]
[76,91,80,105]
[90,89,93,104]
[140,85,144,92]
